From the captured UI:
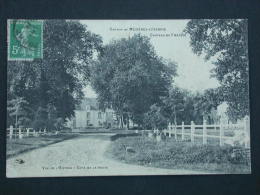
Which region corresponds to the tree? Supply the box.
[7,20,102,128]
[91,34,177,128]
[185,19,249,120]
[7,97,32,128]
[32,107,48,130]
[143,104,168,130]
[192,88,223,124]
[156,86,200,126]
[160,86,186,125]
[151,87,223,127]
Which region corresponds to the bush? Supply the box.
[106,136,251,173]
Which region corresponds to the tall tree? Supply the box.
[185,19,249,120]
[91,34,177,128]
[7,97,32,128]
[7,20,102,128]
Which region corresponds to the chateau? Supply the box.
[67,98,117,129]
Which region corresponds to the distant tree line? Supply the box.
[143,87,224,130]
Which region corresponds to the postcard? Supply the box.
[6,19,250,177]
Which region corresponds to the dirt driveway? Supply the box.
[7,134,208,177]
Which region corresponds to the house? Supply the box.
[67,98,118,129]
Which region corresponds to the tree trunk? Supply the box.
[120,115,124,129]
[127,117,129,130]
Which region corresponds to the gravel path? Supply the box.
[7,134,208,177]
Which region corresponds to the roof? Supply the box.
[76,98,99,110]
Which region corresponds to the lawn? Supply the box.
[7,133,79,159]
[106,135,251,174]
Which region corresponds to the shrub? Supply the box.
[107,136,250,167]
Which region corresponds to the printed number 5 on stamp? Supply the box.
[8,20,43,61]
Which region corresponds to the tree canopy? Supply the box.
[7,20,102,129]
[91,34,177,128]
[185,19,249,120]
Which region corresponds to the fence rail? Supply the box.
[7,126,49,139]
[143,116,250,148]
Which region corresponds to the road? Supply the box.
[7,134,209,177]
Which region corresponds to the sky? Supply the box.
[80,20,220,98]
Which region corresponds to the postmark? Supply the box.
[8,19,43,60]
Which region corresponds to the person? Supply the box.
[16,21,38,50]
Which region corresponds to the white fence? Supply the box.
[147,116,250,148]
[7,126,47,139]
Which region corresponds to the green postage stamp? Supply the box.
[8,20,43,60]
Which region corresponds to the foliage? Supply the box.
[106,136,251,173]
[185,19,249,120]
[91,34,177,128]
[32,107,48,130]
[7,97,32,127]
[144,86,223,128]
[192,87,224,124]
[143,104,168,130]
[7,20,102,129]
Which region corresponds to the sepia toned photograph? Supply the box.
[6,19,250,177]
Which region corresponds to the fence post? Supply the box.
[18,126,22,139]
[171,124,173,137]
[174,124,177,140]
[191,121,194,143]
[181,121,184,141]
[220,123,224,146]
[168,123,171,138]
[9,125,13,139]
[26,128,30,136]
[244,116,250,148]
[203,120,207,145]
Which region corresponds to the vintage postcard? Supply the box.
[6,19,250,177]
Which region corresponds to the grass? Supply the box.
[7,133,78,159]
[106,135,251,174]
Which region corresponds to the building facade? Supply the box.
[67,98,117,129]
